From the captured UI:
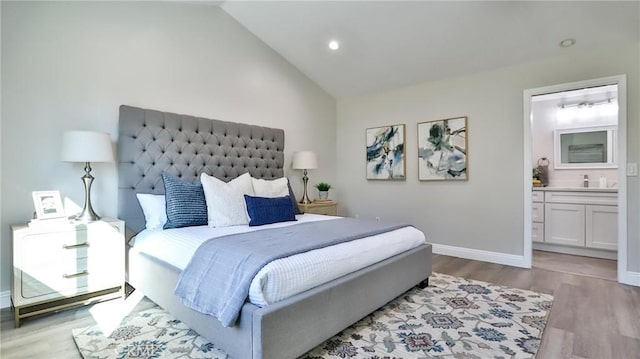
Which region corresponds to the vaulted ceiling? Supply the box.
[219,1,640,98]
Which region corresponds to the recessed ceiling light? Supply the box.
[328,40,340,51]
[559,38,576,48]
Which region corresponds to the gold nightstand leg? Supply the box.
[120,282,127,299]
[14,307,21,328]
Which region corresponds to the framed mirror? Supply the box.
[554,125,617,169]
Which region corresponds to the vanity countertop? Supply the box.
[533,186,618,193]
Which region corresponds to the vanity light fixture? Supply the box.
[557,98,618,122]
[328,40,340,51]
[559,38,576,48]
[558,98,616,109]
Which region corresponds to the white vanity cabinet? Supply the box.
[534,189,617,254]
[544,202,586,247]
[585,205,618,250]
[531,190,545,243]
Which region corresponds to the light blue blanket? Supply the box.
[174,218,409,327]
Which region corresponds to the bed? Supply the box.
[118,105,432,359]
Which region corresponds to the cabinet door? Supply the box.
[586,205,617,251]
[532,191,544,202]
[532,222,544,243]
[532,202,544,223]
[545,203,585,247]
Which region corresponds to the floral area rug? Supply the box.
[72,273,553,359]
[72,306,227,359]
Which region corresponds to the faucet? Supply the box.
[583,174,589,188]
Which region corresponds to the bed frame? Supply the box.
[118,105,432,359]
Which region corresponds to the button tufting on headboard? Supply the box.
[118,105,285,235]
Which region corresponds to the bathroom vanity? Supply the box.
[532,187,617,259]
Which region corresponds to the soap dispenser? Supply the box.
[583,174,589,188]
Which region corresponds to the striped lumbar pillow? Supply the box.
[162,173,208,229]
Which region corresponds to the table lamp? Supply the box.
[292,151,318,204]
[61,130,114,221]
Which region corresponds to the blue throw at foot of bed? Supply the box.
[174,218,410,327]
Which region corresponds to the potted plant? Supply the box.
[315,182,331,200]
[532,168,542,186]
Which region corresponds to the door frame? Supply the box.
[522,74,629,284]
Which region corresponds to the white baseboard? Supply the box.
[1,290,11,309]
[620,271,640,286]
[432,243,528,268]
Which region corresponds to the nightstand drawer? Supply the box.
[299,201,338,216]
[22,235,89,267]
[310,205,337,216]
[21,251,122,298]
[20,227,120,267]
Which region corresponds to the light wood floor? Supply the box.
[1,254,639,359]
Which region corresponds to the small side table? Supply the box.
[11,218,125,327]
[299,201,338,216]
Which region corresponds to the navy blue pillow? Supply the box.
[244,194,297,226]
[162,173,208,229]
[287,179,303,215]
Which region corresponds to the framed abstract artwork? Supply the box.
[366,124,406,180]
[418,117,468,181]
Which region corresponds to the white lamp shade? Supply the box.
[61,130,114,162]
[292,151,318,170]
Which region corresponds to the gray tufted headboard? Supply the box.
[118,105,285,235]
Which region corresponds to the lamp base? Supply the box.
[71,209,100,222]
[72,162,101,222]
[299,169,312,204]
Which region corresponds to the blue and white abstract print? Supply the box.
[366,124,406,180]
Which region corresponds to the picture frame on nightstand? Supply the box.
[32,190,65,219]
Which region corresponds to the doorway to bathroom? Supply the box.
[523,75,628,284]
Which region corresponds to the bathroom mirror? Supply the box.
[554,125,617,169]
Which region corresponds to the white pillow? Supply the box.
[136,193,167,230]
[251,177,289,198]
[201,172,255,227]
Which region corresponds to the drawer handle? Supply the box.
[63,270,89,279]
[63,242,90,249]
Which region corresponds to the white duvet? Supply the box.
[132,214,426,306]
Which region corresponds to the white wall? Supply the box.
[0,2,336,294]
[531,97,618,188]
[336,41,639,272]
